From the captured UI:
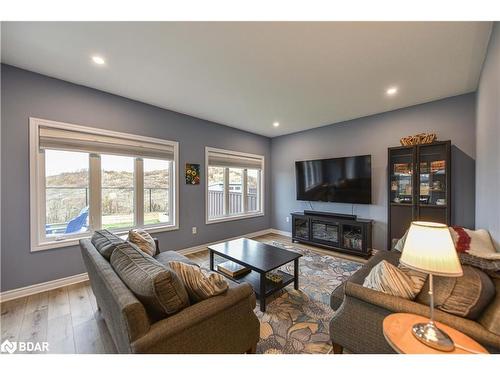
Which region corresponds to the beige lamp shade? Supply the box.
[400,221,463,277]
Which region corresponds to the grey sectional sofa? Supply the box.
[329,251,500,354]
[80,238,260,354]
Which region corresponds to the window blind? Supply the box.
[207,150,263,169]
[39,126,175,160]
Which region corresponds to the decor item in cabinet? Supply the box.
[387,141,451,250]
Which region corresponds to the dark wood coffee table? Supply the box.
[208,238,302,312]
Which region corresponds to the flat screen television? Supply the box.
[295,155,372,204]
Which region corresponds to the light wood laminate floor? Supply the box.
[0,233,369,354]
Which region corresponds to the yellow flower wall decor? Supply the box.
[185,163,201,185]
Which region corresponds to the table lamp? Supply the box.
[400,221,463,351]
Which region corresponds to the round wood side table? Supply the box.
[383,313,489,354]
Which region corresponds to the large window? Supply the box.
[206,147,264,223]
[30,118,178,251]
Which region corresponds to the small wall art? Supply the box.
[185,163,200,185]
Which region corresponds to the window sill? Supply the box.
[206,212,265,225]
[31,224,179,252]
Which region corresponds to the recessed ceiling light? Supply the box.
[273,122,280,128]
[386,87,398,96]
[92,55,105,65]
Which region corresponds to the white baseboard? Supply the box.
[0,228,292,302]
[269,228,292,237]
[177,228,275,255]
[0,273,89,303]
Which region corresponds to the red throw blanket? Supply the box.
[451,226,471,252]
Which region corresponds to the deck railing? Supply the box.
[208,190,258,218]
[45,187,257,230]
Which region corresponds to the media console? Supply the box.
[291,211,372,258]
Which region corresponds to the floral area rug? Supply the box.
[200,240,362,354]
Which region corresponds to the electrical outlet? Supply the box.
[286,216,290,223]
[192,227,197,235]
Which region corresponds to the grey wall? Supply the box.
[271,94,476,250]
[1,64,271,291]
[476,22,500,250]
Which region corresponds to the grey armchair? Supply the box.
[329,251,500,354]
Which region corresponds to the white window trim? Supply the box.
[29,117,179,252]
[205,146,265,224]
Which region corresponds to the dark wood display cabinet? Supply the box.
[291,211,372,258]
[387,140,451,250]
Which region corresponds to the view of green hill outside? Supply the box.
[45,149,259,234]
[45,150,172,233]
[46,168,171,229]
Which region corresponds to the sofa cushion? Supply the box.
[91,229,125,260]
[478,278,500,336]
[168,261,229,302]
[128,229,156,256]
[155,250,199,267]
[110,242,190,318]
[363,260,426,300]
[416,265,496,320]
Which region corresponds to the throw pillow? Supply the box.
[416,265,495,320]
[91,229,125,260]
[110,242,190,318]
[398,264,428,292]
[168,261,229,302]
[394,226,500,278]
[449,227,499,259]
[393,230,409,252]
[127,228,156,256]
[363,260,426,300]
[450,227,500,278]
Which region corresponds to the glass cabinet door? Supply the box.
[418,144,447,207]
[293,217,309,240]
[342,224,363,251]
[389,148,414,204]
[311,220,339,245]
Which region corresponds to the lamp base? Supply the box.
[412,321,455,352]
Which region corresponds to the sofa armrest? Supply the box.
[345,281,500,350]
[130,282,259,353]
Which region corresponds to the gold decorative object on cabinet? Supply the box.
[400,133,436,146]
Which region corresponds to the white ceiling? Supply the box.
[1,22,493,137]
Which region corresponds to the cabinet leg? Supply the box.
[332,342,343,354]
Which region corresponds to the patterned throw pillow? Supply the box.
[449,227,498,258]
[168,261,229,302]
[363,260,427,300]
[395,226,500,278]
[398,264,428,292]
[128,229,156,256]
[393,230,409,252]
